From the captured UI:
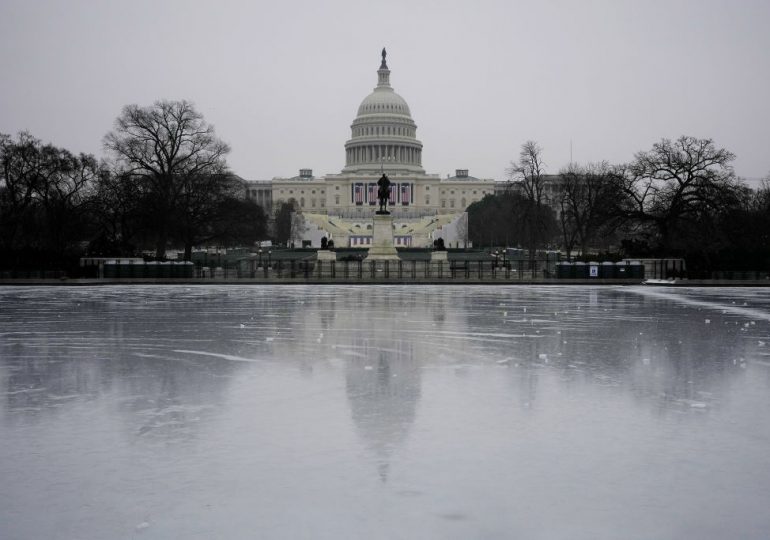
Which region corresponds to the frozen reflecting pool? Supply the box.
[1,285,770,539]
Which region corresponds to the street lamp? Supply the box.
[268,250,272,268]
[258,248,263,268]
[380,155,395,174]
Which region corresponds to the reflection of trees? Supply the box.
[446,287,755,413]
[0,288,249,439]
[2,346,240,440]
[3,285,762,461]
[520,288,751,411]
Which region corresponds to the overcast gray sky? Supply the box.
[1,0,768,182]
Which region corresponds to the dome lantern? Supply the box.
[377,47,390,87]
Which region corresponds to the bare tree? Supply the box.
[508,140,547,205]
[173,172,241,259]
[557,161,622,258]
[760,174,770,209]
[506,141,554,259]
[1,131,100,258]
[558,194,580,260]
[104,100,230,258]
[616,136,740,252]
[90,167,146,255]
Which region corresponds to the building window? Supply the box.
[335,186,339,190]
[450,199,455,208]
[300,197,305,207]
[441,200,446,208]
[461,198,466,208]
[311,199,316,207]
[335,195,340,204]
[425,186,430,191]
[425,196,430,205]
[320,200,325,207]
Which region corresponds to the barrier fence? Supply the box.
[2,260,768,282]
[196,259,600,281]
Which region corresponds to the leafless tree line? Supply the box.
[470,136,770,271]
[1,100,267,270]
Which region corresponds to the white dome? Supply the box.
[356,88,411,117]
[342,49,424,174]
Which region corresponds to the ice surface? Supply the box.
[1,285,770,539]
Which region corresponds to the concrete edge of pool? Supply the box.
[1,278,770,286]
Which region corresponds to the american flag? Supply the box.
[354,183,364,205]
[368,183,377,205]
[389,184,397,205]
[401,183,411,205]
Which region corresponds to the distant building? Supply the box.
[243,50,495,247]
[244,181,272,215]
[495,175,566,213]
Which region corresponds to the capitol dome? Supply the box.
[356,88,411,117]
[342,49,424,174]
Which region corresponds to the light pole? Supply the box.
[258,248,263,268]
[380,155,395,174]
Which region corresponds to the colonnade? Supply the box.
[345,145,422,166]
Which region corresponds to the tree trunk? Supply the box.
[154,225,167,260]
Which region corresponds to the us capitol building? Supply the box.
[244,50,495,248]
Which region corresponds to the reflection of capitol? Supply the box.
[346,342,420,482]
[275,288,464,480]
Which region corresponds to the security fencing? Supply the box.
[201,258,574,281]
[2,259,767,282]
